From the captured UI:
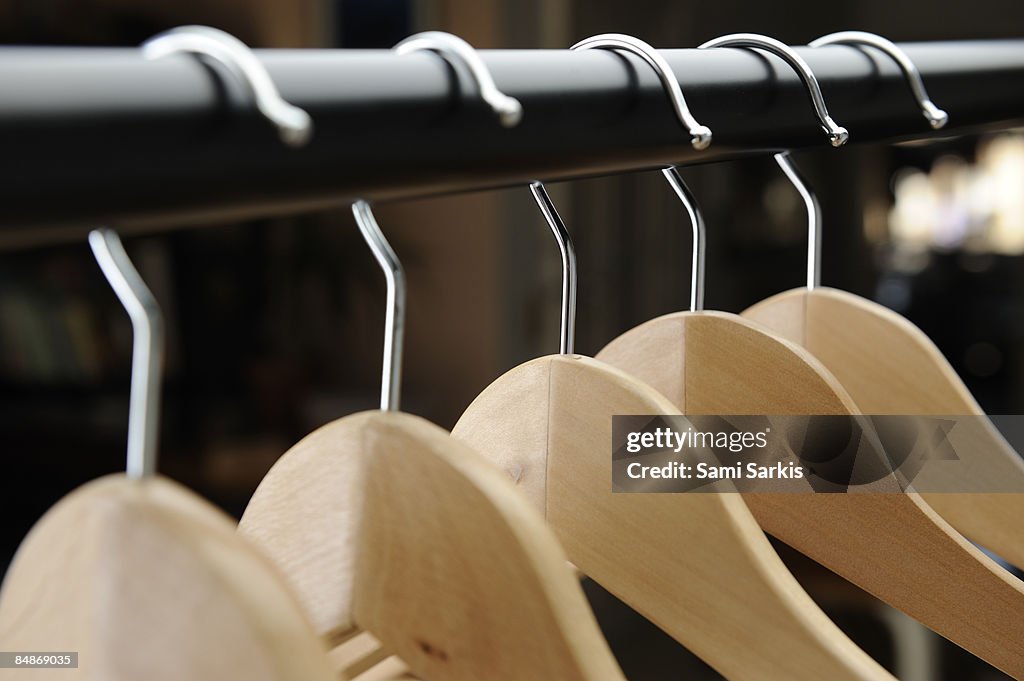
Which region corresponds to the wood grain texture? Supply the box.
[239,410,626,681]
[0,475,334,681]
[453,354,895,681]
[596,310,1024,678]
[744,287,1024,571]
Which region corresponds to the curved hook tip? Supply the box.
[925,102,949,129]
[497,95,524,127]
[827,123,850,147]
[279,106,314,147]
[690,125,713,150]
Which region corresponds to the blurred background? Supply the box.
[1,1,1023,679]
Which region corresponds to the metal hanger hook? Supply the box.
[660,167,706,311]
[352,200,407,412]
[571,34,712,151]
[365,32,517,404]
[394,31,523,127]
[141,25,313,147]
[530,182,578,355]
[773,151,823,289]
[809,31,948,130]
[88,229,165,480]
[698,33,849,147]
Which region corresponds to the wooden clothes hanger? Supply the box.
[238,32,626,681]
[0,226,334,681]
[241,406,624,681]
[741,31,1024,573]
[592,33,1024,678]
[453,33,895,681]
[452,206,892,681]
[238,211,623,681]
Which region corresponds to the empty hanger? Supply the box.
[237,31,627,681]
[0,27,331,681]
[741,30,1024,572]
[0,228,334,681]
[453,31,895,681]
[593,32,1024,677]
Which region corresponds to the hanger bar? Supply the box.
[0,40,1021,237]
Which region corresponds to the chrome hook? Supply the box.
[572,34,709,307]
[530,182,578,355]
[88,229,165,480]
[394,31,523,127]
[350,32,524,409]
[773,152,823,289]
[809,31,948,130]
[698,33,849,147]
[141,25,313,147]
[571,34,712,150]
[660,168,707,311]
[352,201,406,413]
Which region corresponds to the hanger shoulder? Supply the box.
[923,489,1024,572]
[0,475,334,681]
[599,310,857,414]
[240,409,625,681]
[354,411,623,681]
[734,287,809,345]
[454,354,894,681]
[441,358,551,512]
[239,414,369,641]
[596,310,1024,676]
[744,287,1024,571]
[744,287,977,412]
[746,492,1024,669]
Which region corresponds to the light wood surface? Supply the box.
[239,409,626,681]
[744,287,1024,571]
[330,631,417,681]
[0,475,335,681]
[596,310,1024,678]
[453,354,895,681]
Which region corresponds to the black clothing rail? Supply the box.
[1,40,1023,232]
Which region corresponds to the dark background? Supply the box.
[1,1,1023,679]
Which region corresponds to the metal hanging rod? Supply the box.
[0,40,1023,233]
